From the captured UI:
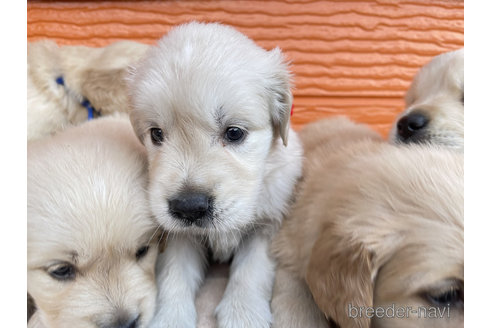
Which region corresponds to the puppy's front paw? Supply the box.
[148,300,197,328]
[215,293,272,328]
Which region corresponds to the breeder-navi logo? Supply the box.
[348,303,450,319]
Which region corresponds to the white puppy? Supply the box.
[390,49,464,149]
[27,116,160,328]
[127,22,303,328]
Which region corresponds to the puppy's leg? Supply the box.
[215,234,274,328]
[149,236,207,328]
[271,266,329,328]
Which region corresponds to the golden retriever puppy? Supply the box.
[27,40,149,140]
[389,49,464,150]
[127,22,303,328]
[27,116,160,328]
[272,117,463,328]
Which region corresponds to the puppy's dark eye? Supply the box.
[48,263,76,281]
[224,127,245,143]
[136,245,150,260]
[425,286,463,307]
[150,128,164,145]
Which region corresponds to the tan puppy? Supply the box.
[27,116,159,328]
[390,49,464,150]
[127,22,303,328]
[272,117,463,328]
[27,40,149,140]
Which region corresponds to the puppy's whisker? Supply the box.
[166,230,179,243]
[147,225,162,245]
[157,231,166,248]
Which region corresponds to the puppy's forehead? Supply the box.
[137,81,271,133]
[409,49,464,104]
[136,70,272,131]
[132,23,275,129]
[27,217,155,269]
[156,22,265,66]
[141,23,270,86]
[28,177,156,263]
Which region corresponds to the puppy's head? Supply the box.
[27,117,159,328]
[390,49,464,149]
[127,22,293,234]
[305,145,463,328]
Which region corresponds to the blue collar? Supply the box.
[55,76,100,120]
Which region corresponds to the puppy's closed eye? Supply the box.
[47,262,76,281]
[422,279,464,308]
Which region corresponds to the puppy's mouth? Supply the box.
[169,211,213,228]
[397,132,431,145]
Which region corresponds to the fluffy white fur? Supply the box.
[127,22,303,328]
[27,40,148,140]
[27,116,159,328]
[389,49,464,149]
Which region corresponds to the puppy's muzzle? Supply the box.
[168,191,214,226]
[396,111,429,143]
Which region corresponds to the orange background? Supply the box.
[27,0,464,137]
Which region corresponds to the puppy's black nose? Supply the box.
[168,191,213,224]
[396,112,429,141]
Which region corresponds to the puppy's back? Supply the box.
[299,116,382,159]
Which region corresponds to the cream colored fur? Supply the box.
[390,49,464,149]
[27,116,159,328]
[272,117,463,328]
[127,22,303,328]
[27,40,148,140]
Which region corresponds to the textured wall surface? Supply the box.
[27,0,464,136]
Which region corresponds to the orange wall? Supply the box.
[27,0,464,137]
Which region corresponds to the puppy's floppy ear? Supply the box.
[267,47,293,146]
[125,65,147,145]
[80,67,129,115]
[306,225,392,328]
